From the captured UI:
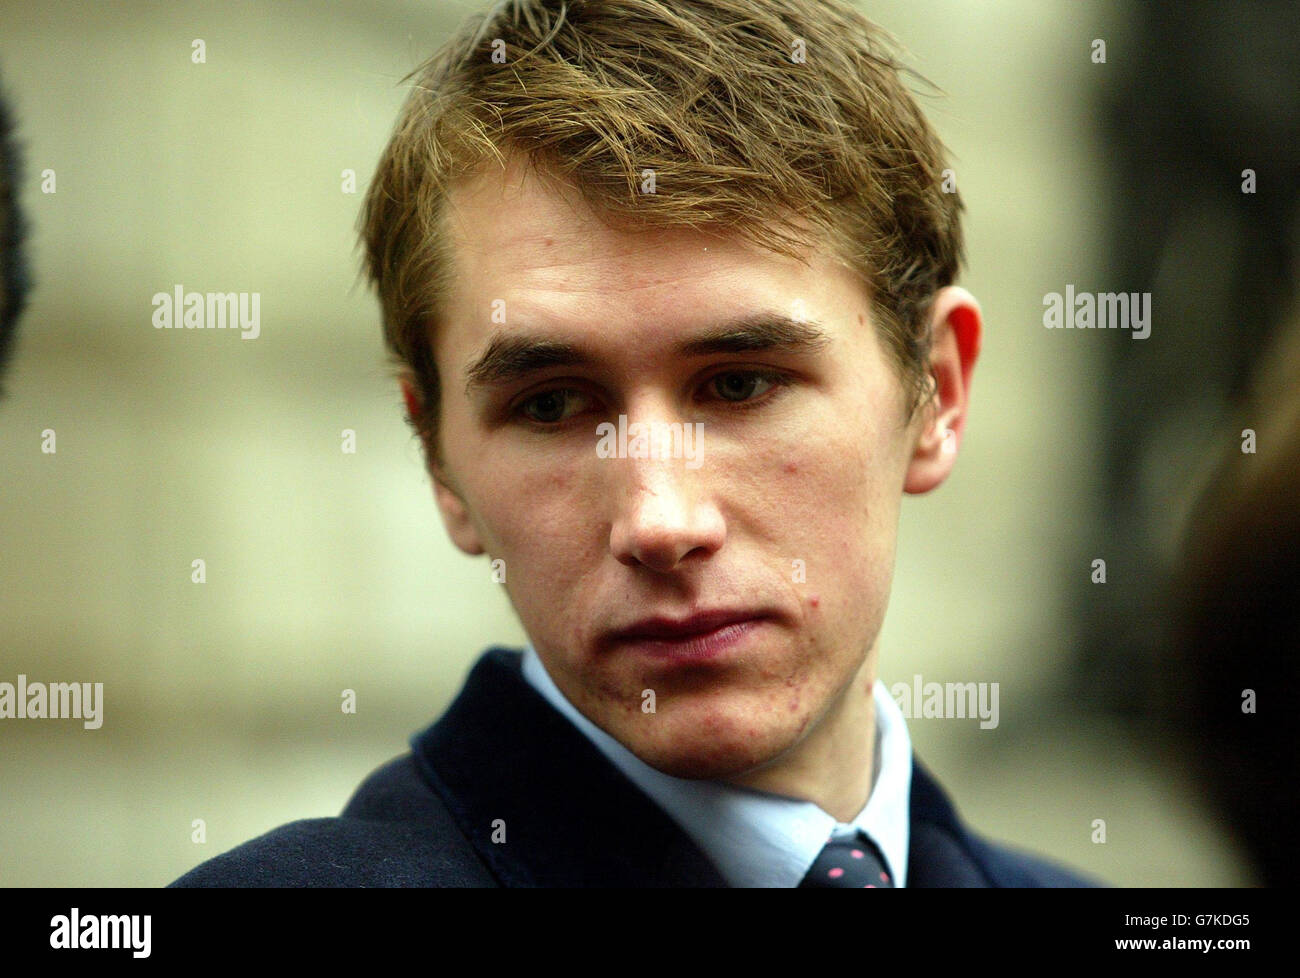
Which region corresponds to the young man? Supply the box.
[174,0,1095,887]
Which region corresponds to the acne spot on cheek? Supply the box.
[809,594,820,609]
[784,461,797,474]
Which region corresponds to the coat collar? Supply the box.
[410,647,997,887]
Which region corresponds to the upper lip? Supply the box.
[605,609,766,644]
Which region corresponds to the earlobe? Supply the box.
[433,473,487,557]
[400,373,487,556]
[903,286,982,496]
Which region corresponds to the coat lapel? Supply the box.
[907,757,997,886]
[410,647,728,886]
[412,647,999,887]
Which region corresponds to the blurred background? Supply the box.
[1,0,1295,887]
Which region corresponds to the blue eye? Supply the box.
[707,370,789,406]
[513,370,789,427]
[517,388,589,424]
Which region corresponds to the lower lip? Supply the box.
[615,619,765,663]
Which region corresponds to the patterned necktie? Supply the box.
[799,827,895,888]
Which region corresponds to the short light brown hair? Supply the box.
[360,0,964,454]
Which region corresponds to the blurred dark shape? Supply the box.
[1,71,30,395]
[1060,1,1300,886]
[1074,2,1300,716]
[1160,307,1300,888]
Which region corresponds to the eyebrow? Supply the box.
[463,313,832,393]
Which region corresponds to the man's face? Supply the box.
[427,155,930,782]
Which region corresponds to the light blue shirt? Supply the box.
[520,643,913,887]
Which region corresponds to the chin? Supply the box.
[615,702,804,782]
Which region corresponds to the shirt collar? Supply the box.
[520,643,912,886]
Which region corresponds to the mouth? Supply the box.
[603,610,770,663]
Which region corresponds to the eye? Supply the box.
[705,369,785,404]
[516,388,591,424]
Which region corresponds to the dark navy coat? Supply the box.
[171,648,1099,887]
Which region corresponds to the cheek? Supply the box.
[766,419,903,637]
[465,454,597,608]
[765,406,900,538]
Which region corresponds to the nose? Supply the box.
[607,427,725,574]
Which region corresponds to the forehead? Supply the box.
[438,153,858,329]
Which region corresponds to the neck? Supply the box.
[723,650,878,822]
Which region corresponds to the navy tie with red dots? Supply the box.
[799,827,895,888]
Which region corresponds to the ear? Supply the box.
[399,373,487,556]
[903,285,982,495]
